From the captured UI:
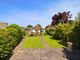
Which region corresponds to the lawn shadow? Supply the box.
[48,35,80,60]
[62,47,80,60]
[50,36,67,46]
[58,40,67,47]
[50,36,59,40]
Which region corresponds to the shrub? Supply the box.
[70,20,80,49]
[45,26,55,36]
[53,24,73,42]
[0,24,25,59]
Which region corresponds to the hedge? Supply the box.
[0,24,25,59]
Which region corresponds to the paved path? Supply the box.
[9,36,80,60]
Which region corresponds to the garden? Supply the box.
[1,11,80,60]
[23,35,65,48]
[46,12,80,50]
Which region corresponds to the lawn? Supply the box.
[23,36,45,48]
[23,35,65,48]
[43,35,65,48]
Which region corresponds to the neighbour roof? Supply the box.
[0,22,8,28]
[34,25,42,31]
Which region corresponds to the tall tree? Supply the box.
[27,25,33,28]
[51,11,71,25]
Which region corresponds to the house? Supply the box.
[0,22,8,29]
[25,27,36,36]
[25,24,43,36]
[33,24,42,35]
[25,28,32,35]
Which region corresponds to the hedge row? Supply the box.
[70,20,80,49]
[46,21,80,49]
[0,24,25,59]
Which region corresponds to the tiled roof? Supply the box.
[0,22,8,28]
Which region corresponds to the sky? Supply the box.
[0,0,80,27]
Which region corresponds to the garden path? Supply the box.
[9,36,80,60]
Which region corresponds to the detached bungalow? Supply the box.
[33,25,42,35]
[25,24,43,36]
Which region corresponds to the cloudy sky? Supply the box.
[0,0,80,27]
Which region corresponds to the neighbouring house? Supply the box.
[25,28,32,35]
[33,24,42,36]
[25,24,43,36]
[0,22,8,29]
[25,27,36,36]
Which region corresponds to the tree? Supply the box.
[27,25,33,28]
[70,13,80,48]
[53,24,72,41]
[75,12,80,20]
[45,25,55,36]
[37,24,42,27]
[51,11,71,25]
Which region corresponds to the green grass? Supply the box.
[23,35,65,48]
[43,35,65,48]
[23,36,45,48]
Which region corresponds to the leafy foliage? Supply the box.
[53,24,73,42]
[0,24,25,59]
[27,25,33,28]
[70,17,80,49]
[51,11,71,25]
[50,12,80,49]
[45,25,55,36]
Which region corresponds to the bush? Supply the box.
[70,20,80,49]
[45,26,55,36]
[53,24,73,42]
[0,24,25,59]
